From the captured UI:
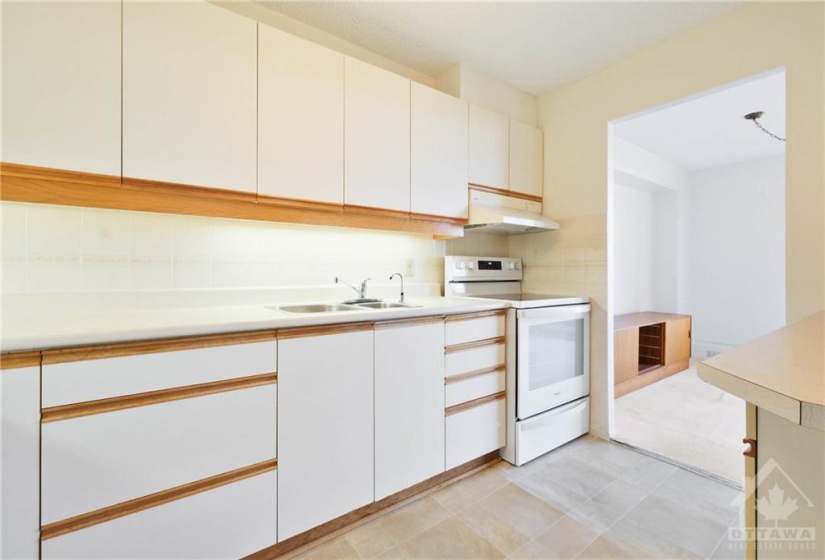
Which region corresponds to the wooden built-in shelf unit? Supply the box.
[614,312,691,398]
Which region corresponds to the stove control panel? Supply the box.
[445,256,523,282]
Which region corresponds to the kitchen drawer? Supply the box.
[516,397,589,465]
[445,395,505,470]
[42,338,277,407]
[42,384,277,524]
[42,469,277,559]
[445,369,505,407]
[445,341,505,377]
[445,312,505,346]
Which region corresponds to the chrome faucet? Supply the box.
[389,272,404,303]
[336,276,371,300]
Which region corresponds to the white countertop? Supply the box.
[0,290,508,352]
[698,311,825,431]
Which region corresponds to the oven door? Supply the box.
[516,304,590,419]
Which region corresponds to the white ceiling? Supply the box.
[259,1,745,97]
[615,70,786,171]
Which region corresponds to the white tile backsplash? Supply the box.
[0,202,447,293]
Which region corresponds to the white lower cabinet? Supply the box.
[446,397,506,470]
[0,363,40,560]
[375,319,445,500]
[277,327,374,539]
[41,470,277,560]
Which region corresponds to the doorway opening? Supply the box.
[607,69,786,485]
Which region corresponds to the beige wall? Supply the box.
[518,2,824,437]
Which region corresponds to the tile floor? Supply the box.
[615,361,745,484]
[288,436,746,559]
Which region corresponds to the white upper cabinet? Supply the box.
[2,1,121,175]
[411,84,469,220]
[344,57,411,213]
[258,25,344,205]
[509,119,543,198]
[468,104,509,190]
[123,1,257,192]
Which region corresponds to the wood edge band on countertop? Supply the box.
[373,316,445,330]
[42,331,278,365]
[445,336,506,354]
[0,351,42,370]
[444,310,506,322]
[245,452,500,560]
[0,163,465,238]
[445,364,505,384]
[40,459,278,541]
[277,322,374,340]
[41,372,277,423]
[445,391,506,416]
[468,184,543,203]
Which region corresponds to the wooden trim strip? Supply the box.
[246,452,500,559]
[41,372,277,423]
[0,351,41,370]
[445,310,506,322]
[409,212,468,226]
[469,184,543,203]
[0,163,465,238]
[41,459,277,541]
[445,391,506,416]
[257,193,343,214]
[42,331,277,365]
[445,364,505,385]
[343,204,410,220]
[373,316,444,330]
[445,336,505,354]
[277,322,374,340]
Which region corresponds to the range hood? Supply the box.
[466,189,559,234]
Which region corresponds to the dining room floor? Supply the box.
[288,436,745,559]
[614,360,746,484]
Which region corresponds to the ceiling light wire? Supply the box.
[744,111,785,142]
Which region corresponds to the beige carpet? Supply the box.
[614,361,746,484]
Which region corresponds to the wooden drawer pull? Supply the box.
[41,459,277,541]
[445,310,505,323]
[445,364,505,384]
[445,391,505,416]
[445,336,505,354]
[42,372,277,423]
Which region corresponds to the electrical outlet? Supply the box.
[405,258,415,277]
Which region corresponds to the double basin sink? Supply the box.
[274,300,420,314]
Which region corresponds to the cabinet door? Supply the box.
[468,104,509,190]
[278,328,374,539]
[665,317,691,364]
[258,25,344,205]
[614,328,640,384]
[2,1,121,175]
[42,471,277,560]
[411,84,469,220]
[0,365,40,560]
[344,57,411,212]
[375,320,445,500]
[123,1,256,192]
[509,120,543,198]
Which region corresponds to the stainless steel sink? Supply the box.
[355,301,420,309]
[275,303,363,314]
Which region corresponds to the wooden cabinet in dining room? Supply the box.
[410,84,469,220]
[509,119,543,198]
[374,318,446,500]
[258,25,345,205]
[122,0,257,192]
[1,1,121,175]
[344,57,411,213]
[468,104,510,190]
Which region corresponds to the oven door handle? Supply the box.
[517,303,591,320]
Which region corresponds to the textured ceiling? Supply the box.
[616,70,785,170]
[259,1,745,96]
